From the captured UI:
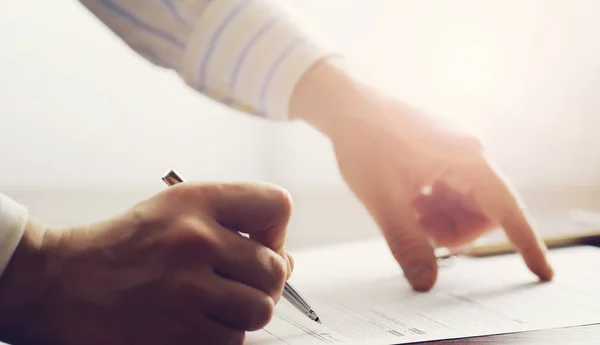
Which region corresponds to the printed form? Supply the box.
[246,239,600,344]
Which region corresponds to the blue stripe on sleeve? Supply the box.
[258,37,306,113]
[162,0,194,27]
[229,17,280,91]
[98,0,185,48]
[196,0,251,91]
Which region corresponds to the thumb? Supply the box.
[377,201,438,291]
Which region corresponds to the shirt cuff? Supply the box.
[0,194,28,279]
[179,0,338,120]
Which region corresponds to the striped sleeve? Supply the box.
[0,194,28,280]
[78,0,336,120]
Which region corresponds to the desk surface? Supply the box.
[421,324,600,344]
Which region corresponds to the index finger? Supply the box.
[161,172,292,275]
[478,166,554,281]
[207,182,293,280]
[206,182,292,257]
[500,202,553,281]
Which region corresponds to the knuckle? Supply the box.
[176,217,219,253]
[164,182,212,204]
[462,133,484,151]
[247,295,275,331]
[471,136,484,150]
[257,182,293,222]
[130,202,165,231]
[133,184,212,229]
[176,216,202,234]
[450,130,484,152]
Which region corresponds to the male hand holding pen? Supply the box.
[0,182,295,345]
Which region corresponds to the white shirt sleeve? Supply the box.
[0,194,28,280]
[78,0,336,120]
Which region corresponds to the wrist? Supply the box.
[0,218,56,343]
[289,58,377,137]
[290,58,457,151]
[289,58,417,145]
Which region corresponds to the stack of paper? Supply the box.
[246,239,600,344]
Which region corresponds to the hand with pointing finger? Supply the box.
[0,182,293,345]
[292,59,554,292]
[332,92,554,291]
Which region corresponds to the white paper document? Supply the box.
[246,239,600,344]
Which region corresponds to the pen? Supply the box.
[460,232,600,257]
[161,169,322,324]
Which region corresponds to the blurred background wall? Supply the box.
[2,0,600,249]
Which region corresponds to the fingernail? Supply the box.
[406,264,436,291]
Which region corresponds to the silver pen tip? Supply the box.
[309,310,321,324]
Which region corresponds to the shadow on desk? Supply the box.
[419,324,600,344]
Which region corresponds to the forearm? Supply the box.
[289,58,391,138]
[289,59,357,134]
[289,58,444,146]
